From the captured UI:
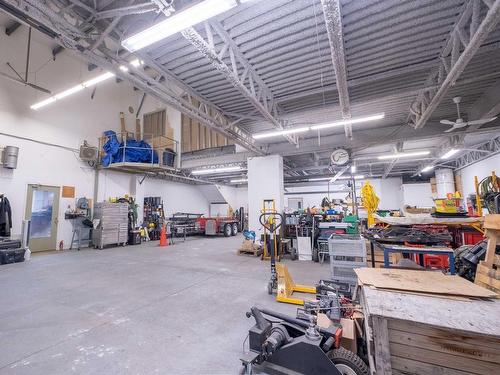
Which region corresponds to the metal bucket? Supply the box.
[2,146,19,169]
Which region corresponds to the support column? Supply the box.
[247,155,284,233]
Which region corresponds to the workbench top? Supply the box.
[361,286,500,338]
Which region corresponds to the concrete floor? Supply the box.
[0,234,331,374]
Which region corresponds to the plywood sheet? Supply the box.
[355,268,497,298]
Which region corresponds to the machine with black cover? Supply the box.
[240,306,369,375]
[0,238,25,264]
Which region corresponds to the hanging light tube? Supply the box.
[191,166,242,175]
[122,0,237,52]
[30,72,115,110]
[377,150,430,160]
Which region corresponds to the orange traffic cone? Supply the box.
[159,225,168,247]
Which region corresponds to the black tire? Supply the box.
[327,347,369,375]
[312,248,319,262]
[224,224,231,237]
[291,247,298,261]
[267,281,273,295]
[231,223,238,236]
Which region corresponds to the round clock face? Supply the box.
[331,148,349,165]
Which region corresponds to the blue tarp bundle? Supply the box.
[102,130,159,167]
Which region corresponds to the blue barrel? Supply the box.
[162,148,176,167]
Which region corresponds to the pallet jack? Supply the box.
[260,212,352,306]
[239,307,369,375]
[260,211,316,304]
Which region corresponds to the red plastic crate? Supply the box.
[463,231,484,245]
[423,254,449,269]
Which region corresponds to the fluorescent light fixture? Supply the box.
[82,72,115,87]
[310,113,385,130]
[54,84,84,100]
[308,177,331,182]
[252,126,310,140]
[338,175,365,180]
[31,72,115,110]
[230,178,248,183]
[30,97,56,110]
[130,58,144,67]
[377,150,430,160]
[192,166,242,175]
[441,148,460,160]
[421,165,434,173]
[122,0,237,52]
[309,175,364,182]
[351,165,356,173]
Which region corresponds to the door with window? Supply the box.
[25,185,60,252]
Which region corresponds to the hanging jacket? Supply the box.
[0,196,12,237]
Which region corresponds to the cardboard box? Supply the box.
[340,318,357,354]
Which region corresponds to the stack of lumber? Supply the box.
[475,214,500,293]
[356,268,499,375]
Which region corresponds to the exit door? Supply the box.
[25,184,60,252]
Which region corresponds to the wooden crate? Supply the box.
[475,214,500,293]
[360,286,500,375]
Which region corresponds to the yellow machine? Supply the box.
[259,206,316,305]
[261,199,281,261]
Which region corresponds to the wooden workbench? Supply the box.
[360,286,500,375]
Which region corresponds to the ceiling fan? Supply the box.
[439,96,497,133]
[0,27,51,94]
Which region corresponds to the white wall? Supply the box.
[248,155,284,231]
[0,23,197,248]
[142,178,209,218]
[401,183,434,208]
[458,153,500,199]
[283,177,404,211]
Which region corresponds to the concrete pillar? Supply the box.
[247,155,284,233]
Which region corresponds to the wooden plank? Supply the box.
[389,329,500,364]
[484,214,500,230]
[372,316,392,374]
[181,116,190,152]
[119,112,126,134]
[135,118,141,140]
[191,121,199,151]
[392,356,472,375]
[475,271,500,293]
[355,268,497,298]
[361,287,500,337]
[483,229,499,267]
[389,342,498,375]
[476,262,500,280]
[388,319,500,351]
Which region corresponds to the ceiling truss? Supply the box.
[408,0,500,129]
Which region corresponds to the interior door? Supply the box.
[25,184,60,252]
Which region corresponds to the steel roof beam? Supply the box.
[94,3,159,19]
[321,0,352,139]
[1,0,263,155]
[453,135,500,169]
[408,0,500,129]
[181,23,297,145]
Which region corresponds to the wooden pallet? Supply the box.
[238,248,263,256]
[475,214,500,293]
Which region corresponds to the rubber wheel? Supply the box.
[267,281,273,295]
[291,247,298,261]
[327,347,369,375]
[312,248,319,262]
[224,224,232,237]
[231,223,238,236]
